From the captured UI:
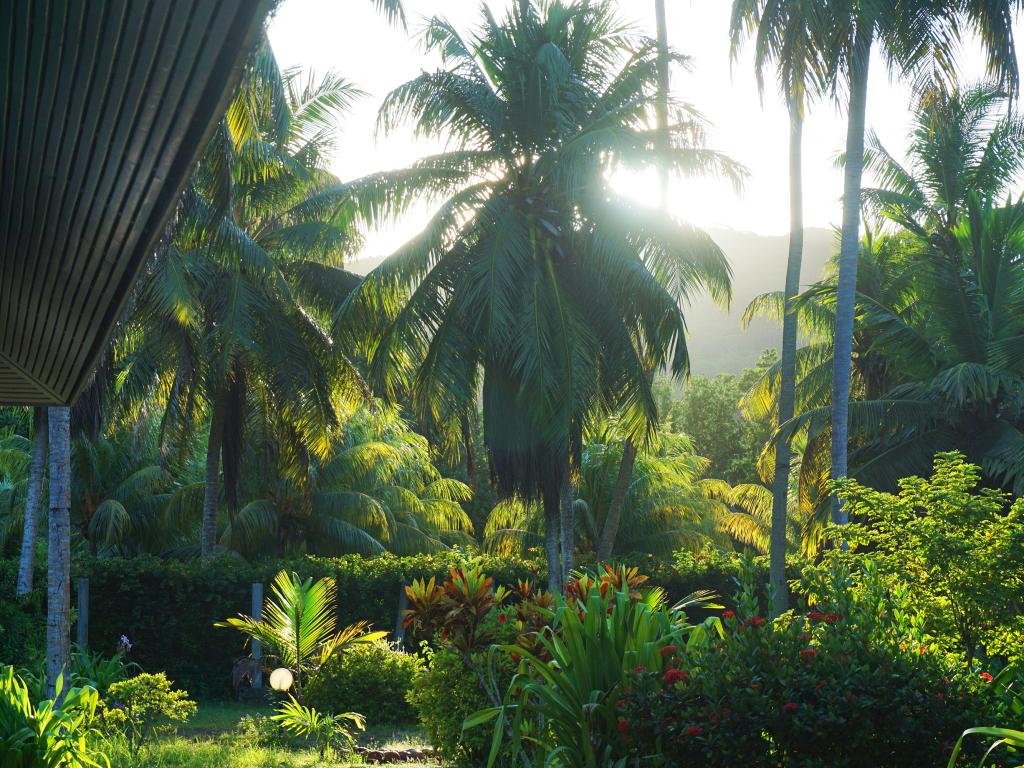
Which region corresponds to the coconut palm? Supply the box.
[331,1,741,590]
[120,45,365,560]
[777,195,1024,499]
[821,0,1020,524]
[730,0,826,613]
[220,403,474,558]
[861,81,1024,239]
[70,434,171,556]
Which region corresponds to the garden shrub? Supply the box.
[305,640,422,724]
[406,646,492,766]
[101,672,197,749]
[830,452,1024,667]
[620,563,993,768]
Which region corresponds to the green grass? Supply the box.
[98,699,434,768]
[182,700,274,735]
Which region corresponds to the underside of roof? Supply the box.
[0,0,272,405]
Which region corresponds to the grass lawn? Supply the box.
[102,699,434,768]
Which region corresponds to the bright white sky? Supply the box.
[268,0,1008,262]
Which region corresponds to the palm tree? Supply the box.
[788,195,1024,495]
[822,0,1020,524]
[15,408,46,595]
[745,225,924,548]
[333,1,741,590]
[861,81,1024,238]
[45,406,71,697]
[122,47,364,560]
[218,569,386,699]
[730,0,824,613]
[70,433,170,556]
[221,403,474,558]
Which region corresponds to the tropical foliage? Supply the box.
[217,569,386,696]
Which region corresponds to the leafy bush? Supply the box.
[406,646,492,766]
[0,666,109,768]
[832,452,1024,666]
[101,673,196,750]
[305,641,422,724]
[620,563,992,768]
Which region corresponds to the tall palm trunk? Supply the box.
[544,485,562,593]
[830,22,873,525]
[16,407,48,595]
[201,393,227,560]
[598,0,671,561]
[769,97,804,616]
[45,406,71,698]
[597,441,635,560]
[559,471,574,580]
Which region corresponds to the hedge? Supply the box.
[0,548,762,699]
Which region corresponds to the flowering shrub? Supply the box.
[619,564,992,768]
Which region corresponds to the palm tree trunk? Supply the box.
[769,98,804,616]
[597,441,636,561]
[461,412,477,490]
[544,486,562,593]
[46,406,71,698]
[559,471,574,580]
[830,22,873,526]
[201,393,227,560]
[598,0,671,564]
[16,407,48,596]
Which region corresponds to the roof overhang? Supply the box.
[0,0,273,405]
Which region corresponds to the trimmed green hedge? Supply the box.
[76,552,540,698]
[0,548,760,699]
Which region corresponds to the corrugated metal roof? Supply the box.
[0,0,272,405]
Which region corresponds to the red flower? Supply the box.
[808,610,825,622]
[980,672,993,683]
[799,648,818,661]
[660,644,678,658]
[630,664,646,676]
[498,613,507,623]
[824,613,841,624]
[745,616,766,628]
[617,719,629,738]
[815,680,826,692]
[685,725,704,737]
[783,702,799,714]
[663,668,688,686]
[722,610,735,620]
[721,708,732,718]
[709,711,721,724]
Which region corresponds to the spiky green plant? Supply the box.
[217,570,386,698]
